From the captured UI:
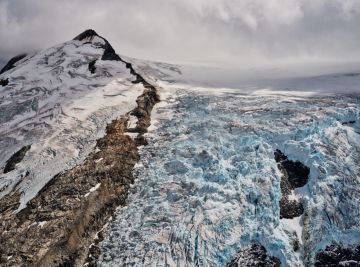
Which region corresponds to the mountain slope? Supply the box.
[0,29,142,209]
[1,30,360,267]
[0,29,159,266]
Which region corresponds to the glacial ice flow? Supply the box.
[1,32,359,266]
[98,87,360,266]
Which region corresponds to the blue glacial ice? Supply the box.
[98,90,360,267]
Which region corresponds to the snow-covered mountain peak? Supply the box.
[73,29,101,41]
[0,29,123,80]
[0,29,163,267]
[0,29,147,210]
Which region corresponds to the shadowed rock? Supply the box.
[88,60,97,74]
[315,244,360,267]
[0,78,9,86]
[3,145,31,173]
[0,54,27,75]
[274,149,309,188]
[73,29,121,61]
[227,243,281,267]
[73,29,99,41]
[274,149,310,219]
[342,120,356,125]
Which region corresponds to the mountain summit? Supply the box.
[0,30,159,266]
[73,29,100,41]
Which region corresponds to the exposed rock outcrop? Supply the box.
[3,145,31,174]
[73,29,99,41]
[0,54,27,75]
[88,59,97,74]
[0,118,138,266]
[274,149,310,219]
[315,243,360,267]
[73,29,121,62]
[227,243,281,267]
[0,85,158,266]
[0,78,9,86]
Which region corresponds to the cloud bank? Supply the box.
[1,0,360,65]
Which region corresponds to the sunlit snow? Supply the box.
[0,38,144,210]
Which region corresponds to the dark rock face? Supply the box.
[126,66,160,145]
[88,60,97,74]
[75,29,156,81]
[274,149,309,189]
[315,244,360,267]
[73,29,121,61]
[274,149,310,219]
[73,29,99,41]
[227,244,281,267]
[3,145,31,173]
[73,30,153,91]
[279,197,304,219]
[0,54,27,74]
[0,78,9,86]
[101,41,121,61]
[342,120,356,125]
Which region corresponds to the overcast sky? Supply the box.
[1,0,360,66]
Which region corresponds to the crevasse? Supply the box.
[98,90,360,267]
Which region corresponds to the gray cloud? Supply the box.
[1,0,360,66]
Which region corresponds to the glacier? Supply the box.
[98,84,360,266]
[0,29,359,267]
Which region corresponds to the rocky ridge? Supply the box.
[0,30,159,266]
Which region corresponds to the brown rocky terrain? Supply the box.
[0,86,158,266]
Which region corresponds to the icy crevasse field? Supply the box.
[1,32,359,266]
[99,64,360,266]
